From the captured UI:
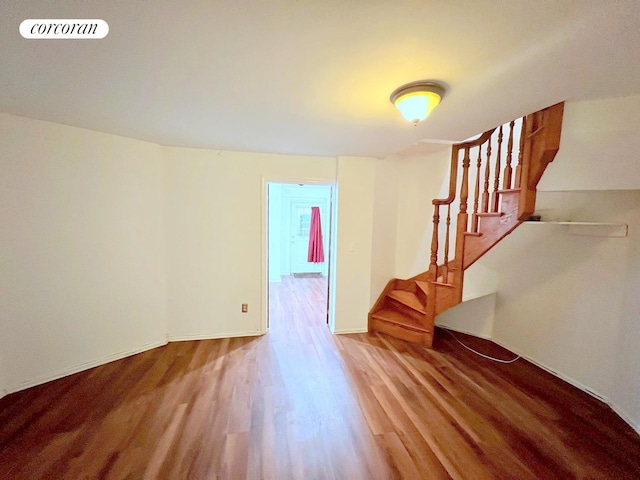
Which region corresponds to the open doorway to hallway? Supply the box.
[267,183,333,332]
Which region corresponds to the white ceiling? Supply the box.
[1,1,640,158]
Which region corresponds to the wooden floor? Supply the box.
[1,275,639,479]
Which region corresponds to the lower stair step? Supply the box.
[387,290,425,313]
[370,309,428,332]
[369,309,432,345]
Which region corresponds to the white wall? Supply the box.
[539,95,640,191]
[370,158,399,303]
[268,183,283,282]
[394,149,451,278]
[0,114,381,394]
[163,147,337,340]
[484,95,640,432]
[489,191,640,430]
[0,113,167,394]
[612,211,640,431]
[436,294,496,339]
[492,222,620,397]
[332,156,376,333]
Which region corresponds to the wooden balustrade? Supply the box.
[428,114,531,278]
[370,102,564,349]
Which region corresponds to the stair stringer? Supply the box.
[461,190,522,270]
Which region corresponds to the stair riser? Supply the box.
[414,280,432,307]
[369,318,433,347]
[385,297,426,323]
[498,190,520,213]
[414,288,428,306]
[478,216,516,234]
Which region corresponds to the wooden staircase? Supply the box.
[369,102,565,347]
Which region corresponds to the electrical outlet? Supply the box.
[241,303,248,313]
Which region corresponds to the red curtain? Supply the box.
[307,206,325,263]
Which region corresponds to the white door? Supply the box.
[289,200,327,274]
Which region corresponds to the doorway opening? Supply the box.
[266,182,334,333]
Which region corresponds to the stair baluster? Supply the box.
[503,120,515,189]
[515,116,526,188]
[471,146,482,232]
[482,137,492,213]
[429,205,440,276]
[459,147,471,224]
[443,204,451,281]
[491,125,503,212]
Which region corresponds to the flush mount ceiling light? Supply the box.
[390,81,446,125]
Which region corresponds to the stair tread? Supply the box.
[475,212,503,217]
[415,280,430,293]
[432,281,455,288]
[370,309,428,332]
[463,231,482,237]
[496,188,521,194]
[437,271,454,282]
[387,290,425,313]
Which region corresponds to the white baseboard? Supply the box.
[491,336,608,401]
[610,405,640,436]
[7,339,167,395]
[4,333,263,398]
[166,331,263,342]
[436,324,493,341]
[333,328,368,334]
[495,338,640,435]
[443,326,640,435]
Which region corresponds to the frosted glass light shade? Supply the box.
[390,81,445,125]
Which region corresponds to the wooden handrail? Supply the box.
[428,105,560,278]
[432,128,496,206]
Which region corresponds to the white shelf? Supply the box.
[524,221,628,237]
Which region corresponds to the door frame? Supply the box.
[261,177,337,334]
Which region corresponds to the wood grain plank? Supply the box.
[0,275,638,479]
